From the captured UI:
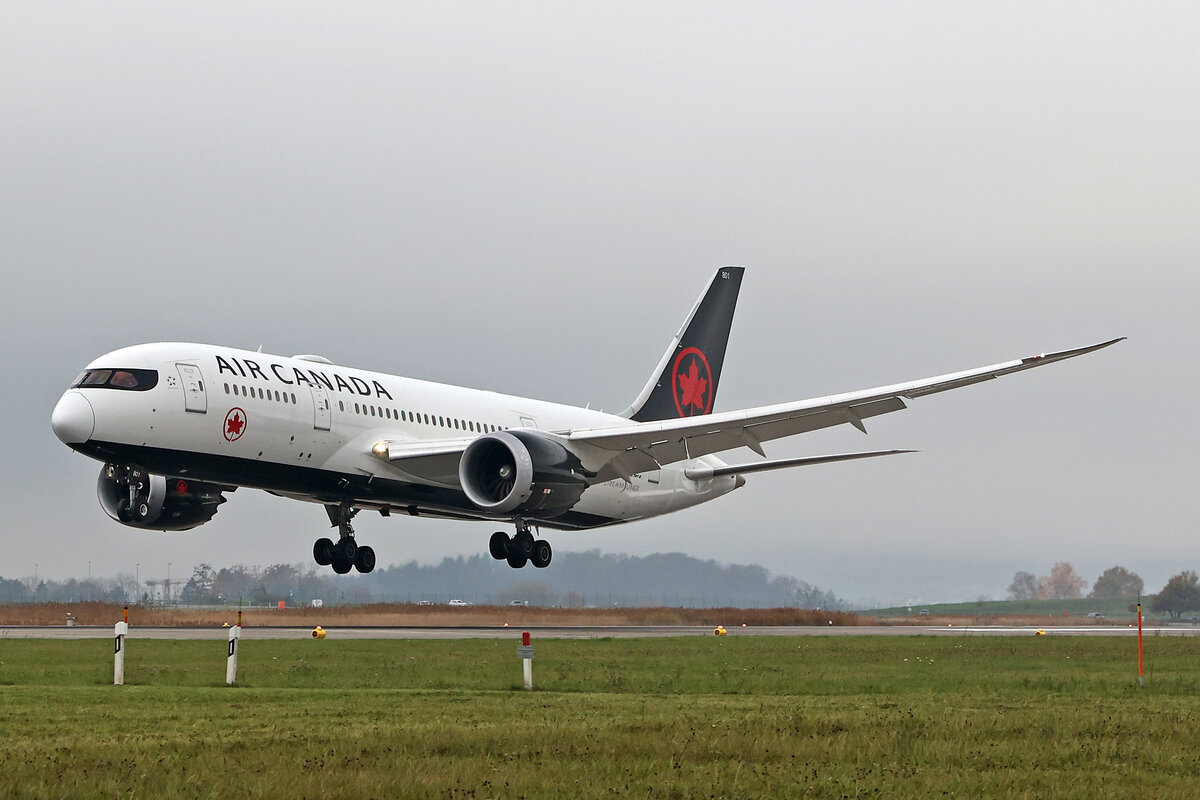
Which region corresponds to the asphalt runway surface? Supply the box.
[4,624,1198,640]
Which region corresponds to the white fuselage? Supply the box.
[53,343,741,530]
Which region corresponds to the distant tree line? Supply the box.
[349,550,846,609]
[1007,563,1200,619]
[0,551,845,610]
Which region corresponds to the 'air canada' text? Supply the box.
[215,355,393,400]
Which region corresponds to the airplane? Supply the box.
[51,268,1123,575]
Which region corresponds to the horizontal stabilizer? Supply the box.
[684,450,915,480]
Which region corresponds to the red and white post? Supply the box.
[518,630,534,690]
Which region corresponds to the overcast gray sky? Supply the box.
[3,2,1195,605]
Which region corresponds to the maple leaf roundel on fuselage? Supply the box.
[671,347,713,417]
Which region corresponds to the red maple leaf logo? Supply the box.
[224,409,246,441]
[677,359,708,412]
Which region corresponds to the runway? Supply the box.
[3,624,1198,640]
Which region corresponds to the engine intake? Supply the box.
[459,430,588,517]
[97,463,228,531]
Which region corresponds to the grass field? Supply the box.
[3,635,1199,798]
[867,595,1147,622]
[0,601,862,628]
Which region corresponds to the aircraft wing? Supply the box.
[370,437,475,488]
[566,338,1125,480]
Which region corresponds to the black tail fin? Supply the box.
[622,267,744,422]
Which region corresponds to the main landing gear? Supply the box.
[313,504,376,574]
[489,522,552,569]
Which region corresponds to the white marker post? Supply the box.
[518,630,534,690]
[226,611,242,686]
[114,607,129,686]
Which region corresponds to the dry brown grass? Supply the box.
[0,601,864,628]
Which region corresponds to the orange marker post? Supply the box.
[1137,599,1144,687]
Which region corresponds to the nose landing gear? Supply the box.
[489,522,552,569]
[314,504,376,574]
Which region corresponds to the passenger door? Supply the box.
[176,363,207,413]
[310,384,331,431]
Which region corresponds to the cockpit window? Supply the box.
[72,368,158,392]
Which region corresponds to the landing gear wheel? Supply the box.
[331,554,353,574]
[506,551,528,569]
[531,539,553,569]
[489,531,510,560]
[313,538,335,566]
[338,537,358,562]
[513,533,535,558]
[354,545,376,574]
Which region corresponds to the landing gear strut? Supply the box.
[489,521,552,569]
[314,503,376,574]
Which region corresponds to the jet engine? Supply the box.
[458,430,589,517]
[97,463,229,531]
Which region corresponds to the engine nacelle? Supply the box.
[459,430,589,517]
[97,463,228,531]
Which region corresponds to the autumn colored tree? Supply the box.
[1151,571,1200,620]
[1089,566,1144,599]
[1038,562,1087,600]
[1007,571,1038,601]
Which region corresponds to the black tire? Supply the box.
[331,555,353,575]
[513,534,535,558]
[531,539,553,569]
[115,497,134,523]
[313,537,335,566]
[338,537,358,562]
[489,531,510,560]
[354,545,376,574]
[506,551,528,569]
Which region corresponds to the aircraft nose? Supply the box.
[51,391,95,444]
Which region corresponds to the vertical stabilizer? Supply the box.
[622,267,744,422]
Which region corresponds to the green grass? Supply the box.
[866,595,1145,619]
[2,636,1200,798]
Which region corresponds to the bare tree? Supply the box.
[1007,571,1039,601]
[1038,562,1087,600]
[1090,566,1144,599]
